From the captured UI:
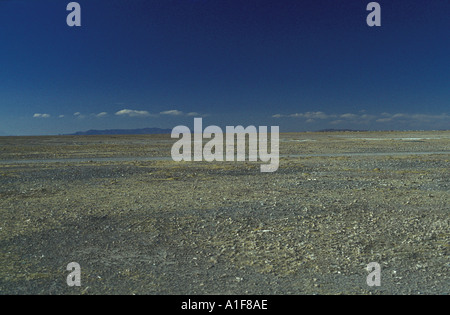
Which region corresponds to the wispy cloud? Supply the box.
[273,111,335,119]
[115,109,153,117]
[94,112,108,118]
[33,113,50,118]
[160,109,184,116]
[159,109,209,117]
[187,112,209,117]
[273,110,450,129]
[374,112,450,123]
[73,112,86,119]
[113,108,208,118]
[340,113,358,119]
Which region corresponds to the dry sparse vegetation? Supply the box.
[0,131,449,294]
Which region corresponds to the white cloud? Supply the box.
[160,109,184,116]
[113,108,208,118]
[33,113,50,118]
[360,114,376,120]
[273,110,450,129]
[376,112,450,124]
[186,111,209,117]
[410,113,450,122]
[115,109,152,117]
[95,112,108,118]
[303,111,333,119]
[340,113,358,119]
[73,112,86,119]
[375,117,393,123]
[273,111,335,119]
[58,115,65,118]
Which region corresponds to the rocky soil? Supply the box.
[0,131,449,294]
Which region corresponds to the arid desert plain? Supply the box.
[0,131,449,294]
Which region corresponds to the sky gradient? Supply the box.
[0,0,449,135]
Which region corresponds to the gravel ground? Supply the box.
[0,131,449,295]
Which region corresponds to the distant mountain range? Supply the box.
[68,128,172,136]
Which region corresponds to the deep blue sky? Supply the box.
[0,0,449,135]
